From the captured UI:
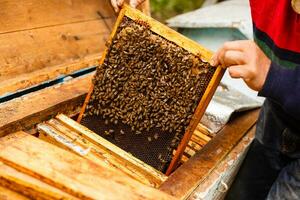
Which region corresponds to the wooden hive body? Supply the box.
[0,1,259,200]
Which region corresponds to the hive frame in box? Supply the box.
[77,4,225,175]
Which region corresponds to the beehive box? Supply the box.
[0,1,259,199]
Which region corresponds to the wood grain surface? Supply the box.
[0,131,176,200]
[0,74,93,137]
[0,0,115,96]
[159,109,260,199]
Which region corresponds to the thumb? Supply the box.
[111,0,120,12]
[117,0,124,7]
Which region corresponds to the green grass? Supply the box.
[150,0,204,22]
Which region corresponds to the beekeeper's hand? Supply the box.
[111,0,145,12]
[210,40,271,91]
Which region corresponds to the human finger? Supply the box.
[111,0,120,12]
[130,0,145,8]
[210,48,223,67]
[117,0,124,7]
[221,40,253,52]
[228,65,248,79]
[220,50,245,67]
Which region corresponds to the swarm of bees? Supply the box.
[82,17,215,171]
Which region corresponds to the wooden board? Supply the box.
[0,74,93,137]
[77,5,225,175]
[0,161,78,199]
[0,72,260,199]
[0,0,116,96]
[0,19,112,82]
[37,114,167,188]
[0,0,115,34]
[0,20,109,96]
[0,0,151,96]
[0,186,29,200]
[159,109,260,199]
[188,126,255,200]
[0,131,176,200]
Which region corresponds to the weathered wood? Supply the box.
[196,123,215,138]
[0,161,78,199]
[55,114,168,186]
[0,131,176,200]
[188,126,255,200]
[0,54,101,97]
[0,19,110,82]
[0,0,115,34]
[0,0,115,97]
[0,186,29,200]
[38,118,166,187]
[159,109,260,199]
[0,74,93,137]
[0,19,110,96]
[193,130,211,142]
[0,0,153,96]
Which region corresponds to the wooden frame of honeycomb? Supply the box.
[77,4,225,175]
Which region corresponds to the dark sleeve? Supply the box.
[258,62,300,120]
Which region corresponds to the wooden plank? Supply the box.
[38,122,91,156]
[0,0,115,34]
[188,140,202,152]
[38,118,167,187]
[0,0,153,95]
[0,54,101,97]
[0,161,78,199]
[192,135,208,147]
[0,186,29,200]
[0,73,93,137]
[188,126,255,200]
[0,131,176,200]
[0,0,117,95]
[193,129,211,142]
[196,123,215,138]
[159,109,260,199]
[56,114,168,185]
[0,19,111,95]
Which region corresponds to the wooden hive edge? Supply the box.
[37,117,167,188]
[57,114,168,184]
[0,161,78,199]
[0,131,175,200]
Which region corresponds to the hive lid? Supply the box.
[0,0,149,99]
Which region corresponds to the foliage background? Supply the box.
[150,0,205,22]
